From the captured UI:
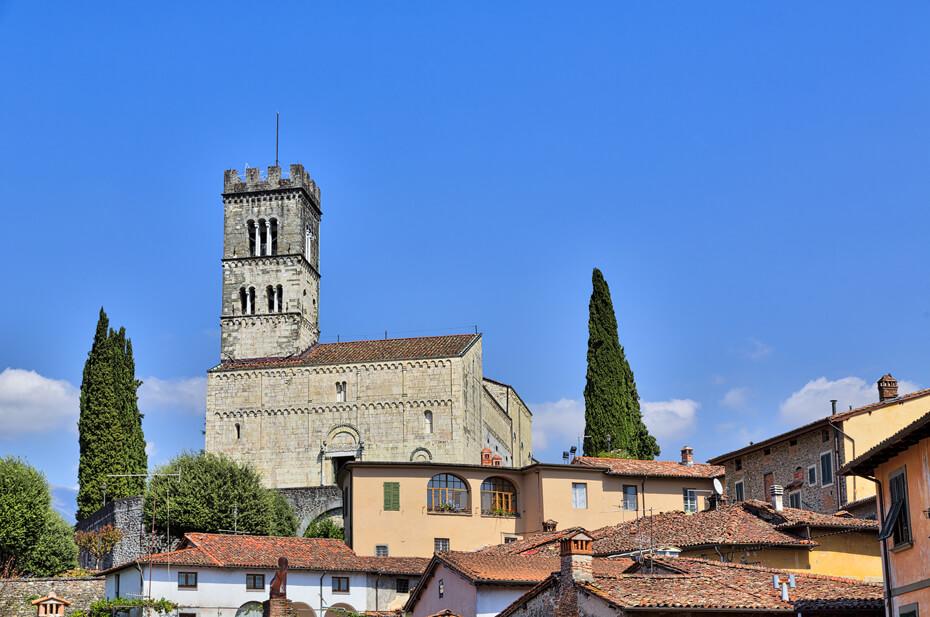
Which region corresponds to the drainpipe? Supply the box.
[862,474,891,617]
[319,572,326,616]
[640,477,647,519]
[829,420,856,505]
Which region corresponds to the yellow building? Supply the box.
[340,448,723,557]
[843,410,930,617]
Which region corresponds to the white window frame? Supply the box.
[683,488,698,513]
[820,450,834,487]
[807,465,817,486]
[734,480,744,502]
[572,482,588,509]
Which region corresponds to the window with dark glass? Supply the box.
[734,481,744,502]
[788,491,801,509]
[375,545,389,557]
[434,538,450,552]
[246,574,264,590]
[683,488,697,513]
[481,477,517,515]
[177,572,197,589]
[332,576,350,593]
[427,474,469,513]
[807,465,817,486]
[884,469,912,548]
[396,578,410,594]
[622,485,638,511]
[820,452,834,486]
[734,458,742,471]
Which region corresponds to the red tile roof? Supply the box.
[498,557,882,616]
[433,550,635,584]
[709,387,930,464]
[109,533,427,575]
[739,500,878,531]
[476,528,586,556]
[571,456,725,479]
[591,504,817,555]
[214,334,479,371]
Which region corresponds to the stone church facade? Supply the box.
[205,164,533,488]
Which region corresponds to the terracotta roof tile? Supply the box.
[739,500,878,531]
[476,528,585,556]
[214,334,479,371]
[571,456,724,479]
[435,551,635,584]
[499,557,882,616]
[119,533,427,575]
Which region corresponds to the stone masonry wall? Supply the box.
[277,486,343,535]
[74,496,146,570]
[0,577,103,617]
[723,426,841,513]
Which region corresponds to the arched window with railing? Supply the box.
[481,477,517,516]
[427,473,469,514]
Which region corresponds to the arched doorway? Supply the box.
[324,603,357,617]
[236,602,263,617]
[292,602,317,617]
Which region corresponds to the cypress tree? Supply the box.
[583,269,660,459]
[77,309,147,520]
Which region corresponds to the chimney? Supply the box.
[557,532,593,617]
[680,446,694,466]
[770,484,784,512]
[878,374,898,402]
[543,519,558,532]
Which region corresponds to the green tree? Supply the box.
[77,309,148,520]
[0,457,77,576]
[583,268,660,459]
[303,517,344,540]
[145,452,296,537]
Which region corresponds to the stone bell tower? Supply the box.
[219,164,321,360]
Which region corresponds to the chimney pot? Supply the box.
[680,446,694,466]
[770,484,784,512]
[878,374,899,402]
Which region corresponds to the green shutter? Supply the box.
[384,482,400,511]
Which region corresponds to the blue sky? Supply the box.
[1,2,929,521]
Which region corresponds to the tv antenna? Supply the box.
[275,112,280,167]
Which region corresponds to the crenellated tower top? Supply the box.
[223,164,321,205]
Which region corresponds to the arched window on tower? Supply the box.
[257,219,267,256]
[247,220,257,256]
[247,287,256,315]
[239,287,247,314]
[335,381,348,402]
[235,423,241,440]
[424,410,433,434]
[266,286,275,313]
[305,224,314,261]
[276,285,283,312]
[269,218,278,255]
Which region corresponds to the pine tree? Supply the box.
[77,309,147,520]
[583,269,660,459]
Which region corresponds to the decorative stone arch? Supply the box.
[326,424,360,450]
[410,447,433,462]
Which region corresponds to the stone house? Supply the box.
[843,409,930,617]
[708,374,930,515]
[205,164,533,490]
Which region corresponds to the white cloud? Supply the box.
[779,376,920,424]
[139,376,206,414]
[641,399,700,441]
[530,398,585,452]
[721,387,750,410]
[0,368,79,436]
[745,338,773,361]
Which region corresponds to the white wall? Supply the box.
[476,586,529,617]
[107,565,368,616]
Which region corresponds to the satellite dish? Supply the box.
[713,478,724,496]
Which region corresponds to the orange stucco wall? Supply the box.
[877,435,930,616]
[345,463,718,557]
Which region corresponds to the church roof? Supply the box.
[214,333,480,371]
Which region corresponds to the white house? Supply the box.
[103,532,427,617]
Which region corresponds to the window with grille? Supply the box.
[481,477,517,515]
[622,485,638,511]
[683,489,697,513]
[434,538,450,552]
[375,544,389,557]
[427,474,469,513]
[246,574,264,590]
[396,578,410,594]
[332,577,350,593]
[383,482,400,511]
[572,483,588,509]
[177,572,197,589]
